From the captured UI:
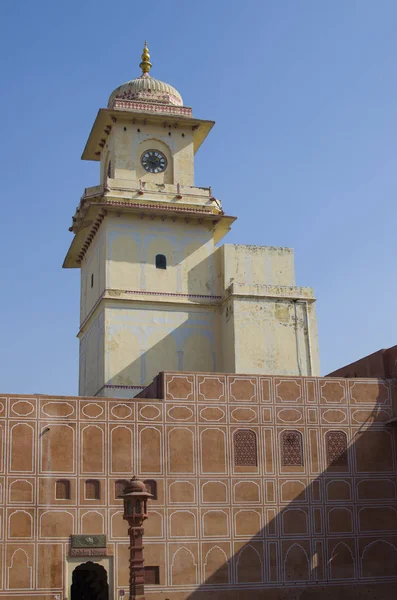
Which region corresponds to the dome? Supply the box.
[123,476,151,495]
[108,42,183,108]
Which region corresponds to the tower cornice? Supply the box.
[82,108,214,162]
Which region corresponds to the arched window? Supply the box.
[85,479,100,500]
[155,254,167,270]
[281,430,303,466]
[115,479,129,499]
[233,429,257,466]
[144,479,157,500]
[56,479,70,500]
[326,431,348,467]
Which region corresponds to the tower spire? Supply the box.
[139,41,152,76]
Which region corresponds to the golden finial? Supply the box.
[139,41,152,75]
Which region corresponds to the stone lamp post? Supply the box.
[121,476,152,600]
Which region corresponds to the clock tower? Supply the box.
[64,43,320,398]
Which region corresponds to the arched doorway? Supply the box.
[71,561,109,600]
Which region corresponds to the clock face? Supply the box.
[141,150,167,174]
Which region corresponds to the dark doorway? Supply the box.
[71,561,109,600]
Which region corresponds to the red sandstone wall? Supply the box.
[0,374,396,599]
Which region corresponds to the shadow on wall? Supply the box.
[181,387,397,600]
[105,316,218,391]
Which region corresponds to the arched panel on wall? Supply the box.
[326,480,351,501]
[284,544,310,581]
[82,426,104,473]
[170,510,196,538]
[171,547,197,585]
[8,549,32,589]
[81,511,104,535]
[9,510,32,538]
[281,430,303,467]
[9,480,33,503]
[111,510,128,539]
[328,508,353,534]
[235,510,261,537]
[183,333,213,373]
[201,428,226,474]
[234,481,260,503]
[169,481,195,504]
[139,427,161,473]
[361,540,397,577]
[108,233,140,289]
[168,428,194,474]
[203,510,229,537]
[325,430,348,467]
[202,481,227,504]
[282,508,307,536]
[10,424,34,472]
[236,545,262,583]
[329,542,355,579]
[40,510,74,538]
[40,424,74,473]
[144,511,163,538]
[111,426,133,474]
[0,423,3,471]
[359,506,397,532]
[233,430,257,467]
[204,546,229,584]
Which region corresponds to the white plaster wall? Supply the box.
[80,225,107,323]
[221,244,296,288]
[229,297,318,376]
[79,310,105,396]
[100,120,195,186]
[105,215,221,296]
[103,303,220,388]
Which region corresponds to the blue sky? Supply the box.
[0,0,396,395]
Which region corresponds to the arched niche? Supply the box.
[139,427,161,473]
[82,425,104,473]
[171,547,197,585]
[41,424,74,473]
[362,540,397,577]
[330,542,355,579]
[111,426,133,474]
[168,428,194,474]
[203,510,229,537]
[204,546,229,584]
[10,424,34,472]
[236,545,262,583]
[234,481,260,503]
[40,510,74,538]
[136,138,173,184]
[201,428,226,474]
[169,480,195,504]
[9,510,32,538]
[202,481,227,504]
[8,549,32,589]
[284,544,310,581]
[235,509,261,537]
[170,510,196,538]
[81,511,104,535]
[9,480,33,503]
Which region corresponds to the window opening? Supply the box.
[233,429,257,466]
[91,273,94,288]
[326,430,348,466]
[85,479,100,500]
[144,566,160,584]
[115,479,129,499]
[155,254,167,270]
[56,479,70,500]
[281,430,303,466]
